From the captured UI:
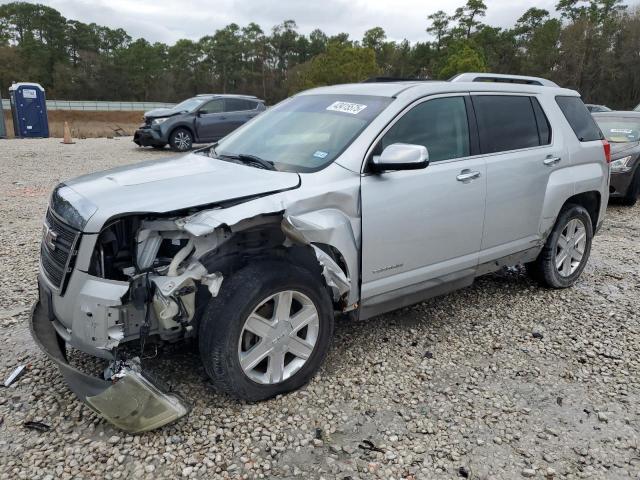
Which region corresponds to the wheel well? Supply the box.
[564,191,600,231]
[170,125,194,141]
[196,223,348,310]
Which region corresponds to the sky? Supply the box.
[0,0,611,44]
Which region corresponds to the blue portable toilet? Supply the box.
[0,89,6,138]
[9,82,49,138]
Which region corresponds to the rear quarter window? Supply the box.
[555,96,603,142]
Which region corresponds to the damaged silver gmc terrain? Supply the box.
[31,73,611,432]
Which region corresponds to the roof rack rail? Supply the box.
[362,76,432,83]
[449,73,559,87]
[195,93,259,98]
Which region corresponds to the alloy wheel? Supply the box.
[238,290,319,385]
[174,131,191,150]
[555,218,587,277]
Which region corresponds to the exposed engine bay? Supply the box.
[83,204,354,364]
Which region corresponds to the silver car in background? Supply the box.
[30,73,610,432]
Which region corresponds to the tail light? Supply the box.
[602,139,611,163]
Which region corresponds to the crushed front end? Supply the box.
[30,173,358,432]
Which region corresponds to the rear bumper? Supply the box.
[133,128,166,147]
[30,297,189,433]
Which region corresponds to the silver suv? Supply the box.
[31,73,611,432]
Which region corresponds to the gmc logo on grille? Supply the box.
[43,223,58,250]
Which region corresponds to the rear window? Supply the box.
[472,95,541,154]
[593,116,640,143]
[555,96,603,142]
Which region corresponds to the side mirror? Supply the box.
[371,143,429,172]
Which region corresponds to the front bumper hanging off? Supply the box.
[30,299,189,433]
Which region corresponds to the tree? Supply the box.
[452,0,488,39]
[439,42,487,78]
[288,44,378,93]
[427,10,449,50]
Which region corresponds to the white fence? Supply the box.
[1,99,174,111]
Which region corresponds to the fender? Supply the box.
[540,162,605,236]
[178,191,361,307]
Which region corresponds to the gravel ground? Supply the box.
[0,137,639,480]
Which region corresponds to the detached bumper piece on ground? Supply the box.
[30,300,189,433]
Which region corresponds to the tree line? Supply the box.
[0,0,638,108]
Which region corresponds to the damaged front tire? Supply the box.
[199,261,334,401]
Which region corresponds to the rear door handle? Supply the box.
[544,156,561,166]
[456,170,481,182]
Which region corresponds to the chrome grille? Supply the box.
[41,208,80,292]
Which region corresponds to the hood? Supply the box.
[610,141,640,158]
[61,153,301,232]
[144,108,183,119]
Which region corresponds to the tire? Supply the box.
[527,204,593,288]
[621,168,640,206]
[199,261,334,401]
[169,128,193,152]
[152,144,166,150]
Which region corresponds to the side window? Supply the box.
[531,98,552,145]
[555,96,603,142]
[199,99,223,114]
[473,95,541,153]
[225,98,255,112]
[379,96,470,162]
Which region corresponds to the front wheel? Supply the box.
[527,204,593,288]
[199,261,334,401]
[169,128,193,151]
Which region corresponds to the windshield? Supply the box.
[594,116,640,143]
[173,97,207,112]
[214,94,393,172]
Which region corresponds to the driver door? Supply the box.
[361,94,487,309]
[195,98,225,141]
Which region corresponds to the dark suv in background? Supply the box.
[134,94,266,151]
[593,111,640,205]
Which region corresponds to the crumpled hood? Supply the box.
[62,153,300,232]
[144,108,181,119]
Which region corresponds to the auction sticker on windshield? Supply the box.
[326,101,368,115]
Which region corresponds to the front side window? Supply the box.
[199,99,224,114]
[216,94,393,172]
[593,116,640,143]
[379,96,470,162]
[473,95,541,153]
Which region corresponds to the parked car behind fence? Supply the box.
[134,94,266,151]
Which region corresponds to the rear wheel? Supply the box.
[527,204,593,288]
[169,128,193,152]
[199,261,334,401]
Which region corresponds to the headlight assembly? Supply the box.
[152,117,169,126]
[610,155,634,173]
[50,184,98,231]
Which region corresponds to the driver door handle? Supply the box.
[456,170,481,182]
[544,155,561,166]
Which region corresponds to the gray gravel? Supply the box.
[1,137,639,479]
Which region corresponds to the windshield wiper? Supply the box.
[218,153,276,171]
